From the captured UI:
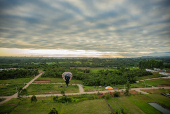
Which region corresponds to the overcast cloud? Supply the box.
[0,0,170,57]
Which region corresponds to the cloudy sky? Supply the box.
[0,0,170,58]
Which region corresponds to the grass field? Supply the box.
[83,86,105,92]
[144,79,170,86]
[0,84,25,96]
[0,97,110,114]
[35,77,82,84]
[27,84,79,95]
[89,68,117,73]
[136,73,165,80]
[146,94,170,109]
[107,97,142,114]
[0,77,34,84]
[0,77,34,96]
[60,99,110,114]
[131,79,170,88]
[141,89,170,94]
[127,95,161,114]
[1,93,170,114]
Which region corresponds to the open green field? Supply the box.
[0,84,25,96]
[0,97,110,114]
[1,93,170,114]
[131,79,170,88]
[146,94,170,109]
[142,89,170,94]
[136,72,165,80]
[108,96,146,114]
[60,99,110,114]
[0,77,34,84]
[35,77,82,84]
[108,93,170,114]
[27,84,79,95]
[127,95,161,114]
[83,86,105,92]
[0,77,34,96]
[89,68,117,73]
[144,79,170,86]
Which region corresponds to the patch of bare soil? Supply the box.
[34,80,51,83]
[120,90,138,95]
[155,84,170,87]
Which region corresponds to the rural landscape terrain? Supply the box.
[0,0,170,114]
[0,57,170,114]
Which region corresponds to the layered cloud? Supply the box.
[0,0,170,57]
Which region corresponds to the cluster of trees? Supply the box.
[1,57,170,69]
[82,68,152,86]
[41,67,152,86]
[139,60,164,69]
[0,69,39,80]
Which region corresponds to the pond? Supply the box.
[148,102,170,114]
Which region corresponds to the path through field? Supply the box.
[0,72,43,105]
[1,73,170,105]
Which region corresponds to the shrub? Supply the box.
[49,108,58,114]
[61,90,65,96]
[101,95,105,99]
[114,91,120,97]
[87,95,94,100]
[97,91,100,95]
[31,95,37,103]
[53,96,58,102]
[105,94,111,100]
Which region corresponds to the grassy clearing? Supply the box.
[128,95,161,114]
[35,77,82,84]
[145,79,170,86]
[83,86,105,92]
[0,84,25,96]
[1,94,169,114]
[60,99,110,114]
[89,68,117,73]
[0,77,34,84]
[0,78,33,96]
[146,94,170,109]
[131,79,170,88]
[141,89,170,94]
[107,97,137,114]
[164,68,170,70]
[131,82,149,88]
[136,73,165,80]
[0,97,110,114]
[46,62,56,65]
[27,84,79,95]
[9,97,61,114]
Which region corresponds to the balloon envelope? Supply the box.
[62,72,72,81]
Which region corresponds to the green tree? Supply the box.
[124,81,130,96]
[49,108,58,114]
[53,96,58,102]
[31,95,37,103]
[61,90,65,96]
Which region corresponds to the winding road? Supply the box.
[1,73,170,105]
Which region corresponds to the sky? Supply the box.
[0,0,170,58]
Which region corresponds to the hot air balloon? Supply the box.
[62,72,72,86]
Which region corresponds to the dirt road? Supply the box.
[0,72,43,105]
[1,74,170,105]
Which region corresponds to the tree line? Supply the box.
[0,69,39,80]
[0,57,170,68]
[41,67,152,86]
[139,60,164,69]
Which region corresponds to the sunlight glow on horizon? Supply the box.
[0,48,126,58]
